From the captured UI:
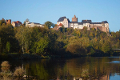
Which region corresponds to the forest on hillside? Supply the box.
[0,19,120,59]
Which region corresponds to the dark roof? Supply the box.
[70,21,78,23]
[57,17,66,22]
[34,23,41,25]
[78,22,83,25]
[67,18,70,22]
[82,20,92,23]
[92,22,102,24]
[28,22,41,25]
[102,21,108,23]
[91,21,108,24]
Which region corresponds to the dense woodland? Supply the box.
[0,19,120,59]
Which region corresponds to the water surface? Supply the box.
[1,57,120,80]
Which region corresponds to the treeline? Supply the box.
[0,19,120,58]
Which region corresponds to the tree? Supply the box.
[44,21,52,29]
[6,42,11,53]
[66,37,90,55]
[0,23,15,53]
[0,38,2,53]
[102,41,112,53]
[66,43,86,55]
[15,26,32,54]
[82,26,88,37]
[0,18,6,26]
[59,26,66,34]
[34,37,49,55]
[66,28,74,35]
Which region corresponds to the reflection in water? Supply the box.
[23,57,120,80]
[110,61,120,63]
[0,57,120,80]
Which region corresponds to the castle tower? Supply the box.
[6,19,11,24]
[72,15,78,22]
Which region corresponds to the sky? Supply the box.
[0,0,120,32]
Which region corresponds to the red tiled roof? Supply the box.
[59,23,63,26]
[12,21,22,24]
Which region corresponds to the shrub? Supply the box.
[0,71,12,78]
[14,67,25,77]
[1,61,10,67]
[1,61,10,72]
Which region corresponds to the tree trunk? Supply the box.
[22,46,24,54]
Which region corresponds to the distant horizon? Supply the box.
[0,0,120,32]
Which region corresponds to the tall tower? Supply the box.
[72,15,78,22]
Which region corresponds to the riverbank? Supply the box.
[0,51,120,60]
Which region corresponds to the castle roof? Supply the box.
[102,21,108,23]
[67,19,70,22]
[78,22,83,25]
[82,20,92,23]
[27,22,42,25]
[70,21,78,23]
[57,17,66,22]
[12,21,22,24]
[91,21,108,24]
[59,23,63,26]
[92,22,102,24]
[57,16,70,23]
[57,16,108,25]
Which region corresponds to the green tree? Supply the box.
[6,42,11,53]
[0,18,6,26]
[0,38,2,53]
[34,37,49,55]
[44,21,53,29]
[66,37,90,55]
[66,28,74,35]
[15,26,32,54]
[0,23,15,53]
[66,43,86,55]
[102,41,112,53]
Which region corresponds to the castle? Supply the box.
[4,19,22,27]
[57,15,109,32]
[26,21,43,27]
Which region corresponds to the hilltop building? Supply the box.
[6,19,11,24]
[57,15,109,32]
[26,21,43,27]
[12,21,22,27]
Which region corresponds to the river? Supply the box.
[0,56,120,80]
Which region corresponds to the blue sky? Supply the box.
[0,0,120,32]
